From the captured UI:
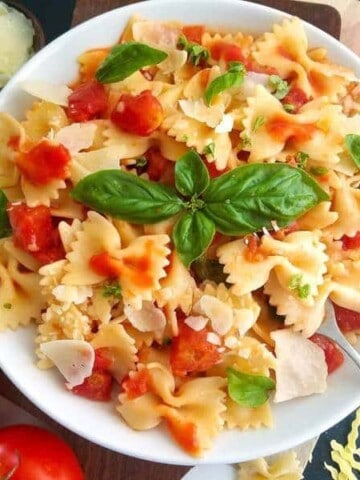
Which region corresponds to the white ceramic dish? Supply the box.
[0,0,360,466]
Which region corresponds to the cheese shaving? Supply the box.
[21,81,72,107]
[54,122,97,154]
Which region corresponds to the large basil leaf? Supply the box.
[0,190,11,239]
[71,170,184,223]
[96,42,168,84]
[172,210,215,268]
[345,134,360,169]
[204,62,246,105]
[175,151,210,196]
[227,367,275,407]
[203,163,328,235]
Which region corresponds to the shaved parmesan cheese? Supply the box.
[132,20,180,48]
[54,123,97,154]
[271,329,327,403]
[179,99,225,128]
[214,114,234,133]
[158,48,187,74]
[194,295,233,335]
[124,302,166,335]
[52,285,93,304]
[185,315,208,331]
[236,72,270,99]
[207,332,221,345]
[39,340,95,389]
[21,81,72,107]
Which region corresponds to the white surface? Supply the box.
[0,0,360,466]
[181,464,237,480]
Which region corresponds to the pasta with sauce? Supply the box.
[0,15,360,456]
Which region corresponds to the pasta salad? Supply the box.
[0,15,360,457]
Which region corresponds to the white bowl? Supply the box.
[0,0,360,466]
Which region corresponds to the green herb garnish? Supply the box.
[227,367,275,407]
[96,42,168,84]
[102,281,122,300]
[310,166,329,176]
[72,152,328,268]
[177,34,209,66]
[203,142,216,158]
[241,133,252,148]
[345,134,360,169]
[3,303,12,310]
[192,257,228,284]
[252,115,265,133]
[295,151,309,169]
[0,190,11,239]
[268,75,290,100]
[283,103,295,113]
[204,61,246,106]
[288,274,311,299]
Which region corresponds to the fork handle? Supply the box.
[333,335,360,370]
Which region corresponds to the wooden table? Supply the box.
[0,1,342,478]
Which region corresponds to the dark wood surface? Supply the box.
[0,1,342,479]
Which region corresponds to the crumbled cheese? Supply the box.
[195,295,233,335]
[185,315,208,331]
[214,113,234,133]
[21,80,72,106]
[207,332,221,345]
[124,302,166,335]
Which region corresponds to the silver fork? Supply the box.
[318,301,360,370]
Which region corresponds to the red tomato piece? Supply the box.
[204,160,226,179]
[341,232,360,250]
[170,321,221,377]
[7,204,65,264]
[93,347,114,371]
[182,25,205,44]
[310,333,345,374]
[145,147,171,181]
[166,414,200,456]
[68,80,107,122]
[333,304,360,333]
[0,424,84,480]
[122,369,151,400]
[15,140,70,185]
[245,60,278,75]
[72,370,113,401]
[111,90,163,136]
[210,41,246,63]
[281,86,308,113]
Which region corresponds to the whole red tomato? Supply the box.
[0,425,84,480]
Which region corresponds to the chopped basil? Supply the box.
[283,103,295,113]
[102,281,122,300]
[295,151,309,169]
[203,142,216,158]
[3,303,12,309]
[345,134,360,169]
[268,75,290,100]
[177,34,209,66]
[310,166,329,176]
[288,274,311,299]
[0,190,11,239]
[252,115,265,132]
[204,61,246,105]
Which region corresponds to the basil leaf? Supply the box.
[345,134,360,169]
[96,42,168,84]
[227,367,275,407]
[204,61,246,105]
[203,163,328,235]
[192,257,228,284]
[172,210,215,267]
[268,75,290,100]
[0,190,11,239]
[71,170,184,224]
[177,35,209,66]
[175,151,210,196]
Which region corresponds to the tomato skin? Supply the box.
[333,304,360,333]
[72,370,113,401]
[310,333,345,374]
[145,147,171,182]
[341,232,360,250]
[182,25,205,44]
[111,90,163,136]
[122,369,151,400]
[15,140,70,185]
[281,87,308,113]
[68,80,107,122]
[0,425,84,480]
[170,321,221,377]
[7,204,65,264]
[210,42,246,63]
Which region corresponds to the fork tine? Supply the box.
[318,301,360,370]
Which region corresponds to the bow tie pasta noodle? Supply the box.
[0,15,360,457]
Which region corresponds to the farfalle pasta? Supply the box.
[0,15,360,457]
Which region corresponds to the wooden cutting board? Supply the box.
[0,1,342,479]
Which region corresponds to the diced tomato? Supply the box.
[310,333,344,374]
[245,60,278,75]
[272,221,299,240]
[7,204,65,264]
[166,414,200,456]
[281,87,308,113]
[266,115,316,143]
[182,25,205,44]
[244,234,264,262]
[170,321,221,377]
[68,80,108,122]
[121,369,151,400]
[210,41,246,63]
[333,304,360,333]
[111,90,163,136]
[72,370,113,401]
[15,140,70,185]
[7,135,20,150]
[93,347,114,371]
[145,147,171,182]
[341,232,360,250]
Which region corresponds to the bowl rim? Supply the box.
[0,0,360,466]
